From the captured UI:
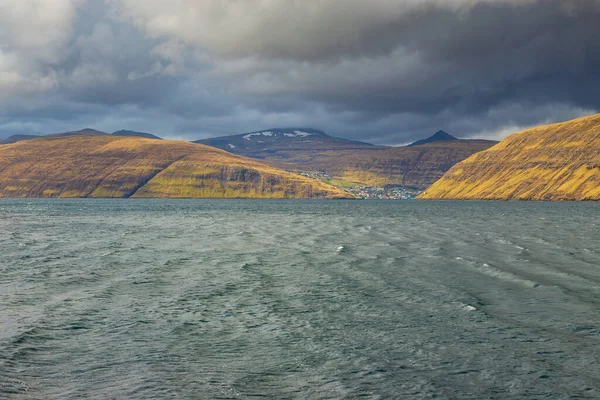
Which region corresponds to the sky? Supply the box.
[0,0,599,145]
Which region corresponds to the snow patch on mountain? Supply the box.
[243,130,314,140]
[243,131,273,140]
[285,131,314,137]
[296,130,313,136]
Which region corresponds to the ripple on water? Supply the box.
[0,199,599,399]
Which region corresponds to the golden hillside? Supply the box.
[263,140,496,188]
[419,114,600,201]
[0,136,351,199]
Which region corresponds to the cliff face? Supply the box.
[419,114,600,201]
[0,136,351,199]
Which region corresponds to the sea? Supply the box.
[1,199,599,399]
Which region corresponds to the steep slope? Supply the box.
[419,114,600,201]
[409,130,457,146]
[112,130,162,140]
[195,128,497,188]
[0,136,351,199]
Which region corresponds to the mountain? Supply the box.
[0,134,41,144]
[112,130,162,140]
[269,140,497,188]
[0,136,351,199]
[419,113,600,201]
[409,130,457,146]
[0,128,162,145]
[195,128,497,188]
[194,128,375,156]
[50,128,109,137]
[0,128,109,145]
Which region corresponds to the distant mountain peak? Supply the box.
[51,128,109,137]
[193,127,374,155]
[432,130,456,139]
[77,128,105,134]
[409,130,458,146]
[0,134,41,145]
[1,128,109,145]
[112,130,162,140]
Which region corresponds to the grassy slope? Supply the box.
[0,136,351,199]
[419,113,600,200]
[261,140,496,188]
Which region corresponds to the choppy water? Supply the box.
[1,199,599,399]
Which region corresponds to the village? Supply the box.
[343,185,423,200]
[299,171,423,199]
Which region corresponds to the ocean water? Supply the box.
[1,199,599,399]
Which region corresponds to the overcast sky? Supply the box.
[0,0,599,145]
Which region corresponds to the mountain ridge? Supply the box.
[0,127,498,190]
[194,128,375,154]
[0,134,41,144]
[0,136,351,199]
[52,128,108,137]
[195,128,497,188]
[112,130,162,140]
[409,130,457,146]
[0,128,163,144]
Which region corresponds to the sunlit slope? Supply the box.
[419,114,600,200]
[0,136,351,199]
[265,140,496,188]
[194,128,496,188]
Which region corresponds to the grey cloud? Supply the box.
[0,0,599,146]
[112,0,537,61]
[204,0,600,113]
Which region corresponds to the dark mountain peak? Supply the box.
[75,128,106,135]
[409,130,458,146]
[51,128,109,137]
[194,127,374,155]
[432,130,456,139]
[112,130,162,140]
[0,134,42,145]
[2,129,109,145]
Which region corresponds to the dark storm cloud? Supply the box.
[0,0,599,144]
[211,1,600,113]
